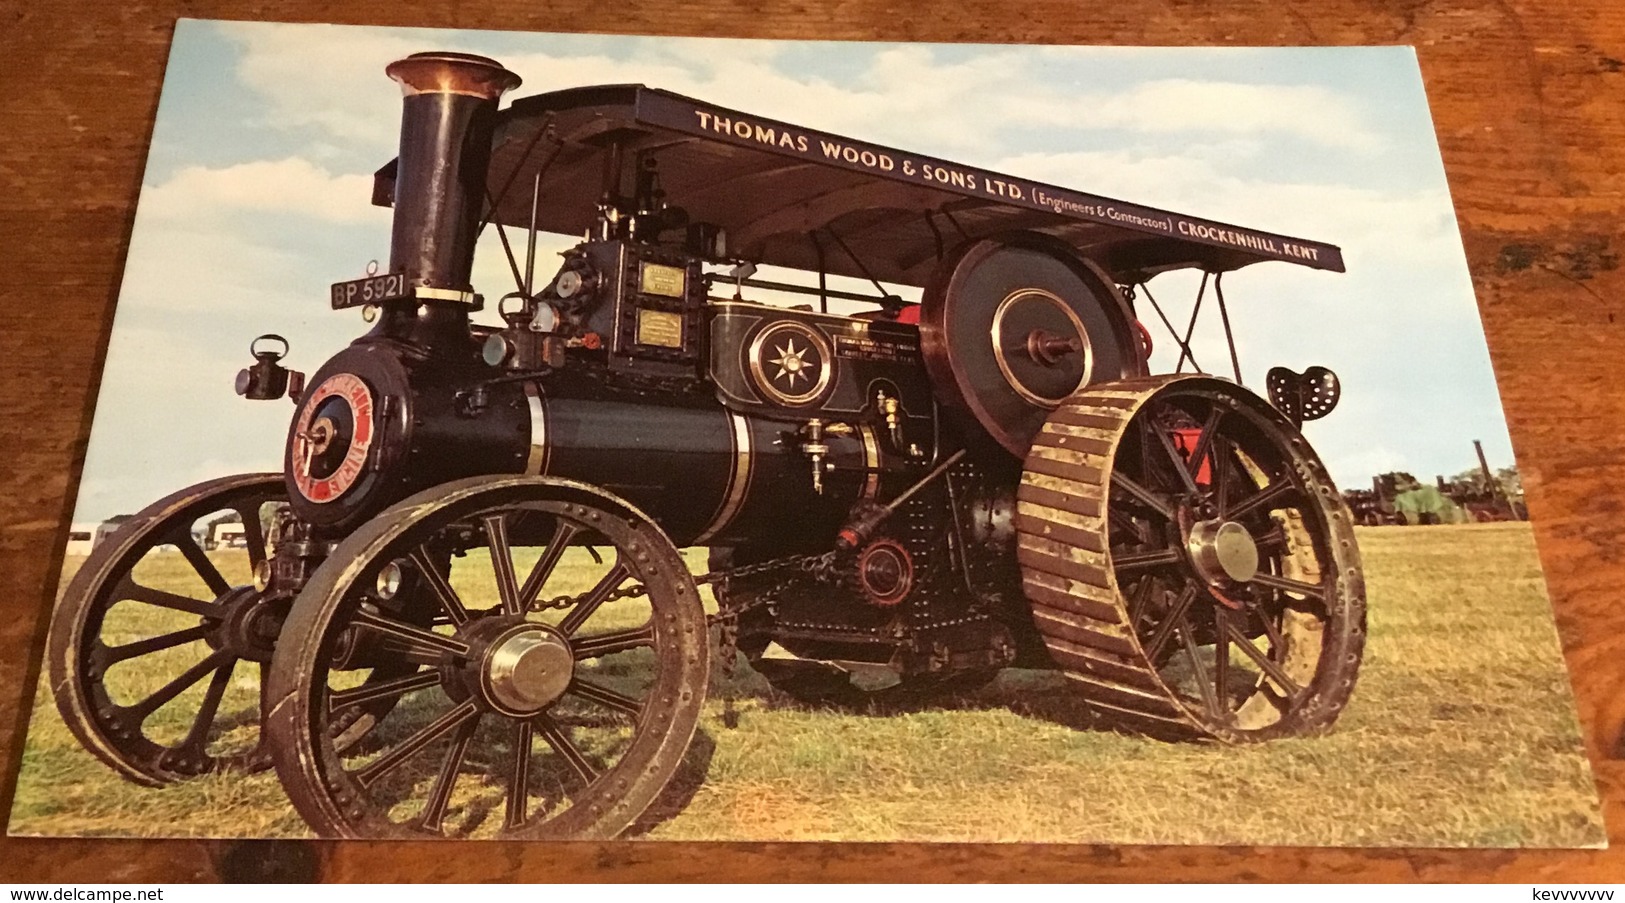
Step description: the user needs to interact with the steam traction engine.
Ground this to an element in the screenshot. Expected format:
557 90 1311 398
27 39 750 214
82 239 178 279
48 52 1366 838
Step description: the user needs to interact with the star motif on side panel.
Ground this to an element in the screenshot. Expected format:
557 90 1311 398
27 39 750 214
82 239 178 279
749 320 833 406
771 339 810 387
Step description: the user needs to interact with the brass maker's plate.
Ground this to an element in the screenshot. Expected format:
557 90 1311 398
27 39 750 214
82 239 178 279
637 309 685 348
640 262 687 298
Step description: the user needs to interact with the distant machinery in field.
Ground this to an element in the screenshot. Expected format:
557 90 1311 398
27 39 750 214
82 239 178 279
1343 440 1527 526
65 524 96 556
90 515 134 550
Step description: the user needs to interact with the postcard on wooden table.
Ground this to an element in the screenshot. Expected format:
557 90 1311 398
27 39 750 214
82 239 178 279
7 18 1604 846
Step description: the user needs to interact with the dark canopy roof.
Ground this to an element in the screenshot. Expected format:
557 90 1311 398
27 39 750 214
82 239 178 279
375 84 1345 287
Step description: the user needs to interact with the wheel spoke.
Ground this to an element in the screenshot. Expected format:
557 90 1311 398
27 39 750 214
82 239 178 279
557 560 631 636
101 624 213 664
1250 571 1326 601
1143 583 1198 662
123 649 233 720
1211 438 1235 517
1213 607 1231 713
483 514 522 616
120 579 221 619
1112 546 1181 573
175 534 231 597
1127 576 1157 628
1186 408 1223 482
1108 507 1145 540
408 548 469 627
1254 525 1287 551
352 608 471 659
568 677 644 716
1112 472 1175 521
352 698 479 789
504 721 534 830
236 505 269 569
1227 480 1296 521
536 712 599 785
1148 417 1201 496
572 623 656 660
417 715 479 833
1256 607 1287 651
517 520 584 611
180 657 235 751
1222 620 1304 699
1178 622 1220 718
327 669 442 714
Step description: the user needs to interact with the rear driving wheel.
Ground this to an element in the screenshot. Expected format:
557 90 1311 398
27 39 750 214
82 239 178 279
1015 375 1365 741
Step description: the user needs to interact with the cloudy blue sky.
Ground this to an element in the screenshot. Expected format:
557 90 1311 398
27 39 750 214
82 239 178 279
73 19 1509 523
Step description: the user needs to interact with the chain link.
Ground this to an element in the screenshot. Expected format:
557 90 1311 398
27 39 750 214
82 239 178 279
704 550 838 721
522 546 838 729
527 581 647 613
696 549 838 590
525 549 838 616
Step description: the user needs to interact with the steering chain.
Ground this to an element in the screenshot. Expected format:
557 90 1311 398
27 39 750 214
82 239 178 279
526 548 838 728
524 549 836 615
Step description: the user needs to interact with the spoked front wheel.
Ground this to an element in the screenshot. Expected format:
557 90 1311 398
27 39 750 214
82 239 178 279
265 476 709 839
47 473 285 785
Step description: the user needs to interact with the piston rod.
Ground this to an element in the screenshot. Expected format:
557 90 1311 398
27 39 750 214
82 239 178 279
836 448 968 548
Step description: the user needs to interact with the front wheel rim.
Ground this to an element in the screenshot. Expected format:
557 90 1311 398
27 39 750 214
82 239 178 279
267 479 709 839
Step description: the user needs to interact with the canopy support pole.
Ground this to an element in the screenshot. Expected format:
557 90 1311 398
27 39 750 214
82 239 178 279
1138 281 1202 374
477 113 556 235
823 225 902 315
925 211 945 261
1174 272 1209 374
1214 272 1243 385
808 230 828 314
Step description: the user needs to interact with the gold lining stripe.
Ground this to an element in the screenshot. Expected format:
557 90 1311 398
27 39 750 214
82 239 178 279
524 383 549 475
693 413 753 544
859 425 881 502
414 286 478 305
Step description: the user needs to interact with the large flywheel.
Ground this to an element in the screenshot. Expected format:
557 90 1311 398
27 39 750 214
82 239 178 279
1014 375 1365 741
921 234 1144 456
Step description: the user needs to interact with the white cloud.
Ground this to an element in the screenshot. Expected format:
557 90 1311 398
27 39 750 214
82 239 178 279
1068 80 1383 152
216 22 1384 163
140 157 379 224
222 23 424 142
114 156 389 316
995 148 1462 272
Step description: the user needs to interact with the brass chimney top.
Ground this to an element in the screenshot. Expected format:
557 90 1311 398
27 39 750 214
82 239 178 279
386 51 521 100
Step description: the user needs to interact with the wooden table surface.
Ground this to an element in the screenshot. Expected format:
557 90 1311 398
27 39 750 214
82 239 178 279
3 0 1623 882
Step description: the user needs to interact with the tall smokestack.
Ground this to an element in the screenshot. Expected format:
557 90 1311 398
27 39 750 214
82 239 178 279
383 51 521 349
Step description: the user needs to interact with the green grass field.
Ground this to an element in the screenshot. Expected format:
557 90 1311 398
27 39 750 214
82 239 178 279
7 523 1605 846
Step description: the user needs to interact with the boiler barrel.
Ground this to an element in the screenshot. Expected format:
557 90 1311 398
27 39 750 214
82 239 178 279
519 385 887 549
